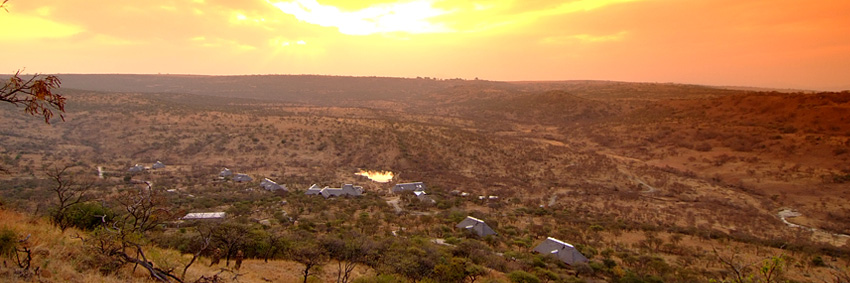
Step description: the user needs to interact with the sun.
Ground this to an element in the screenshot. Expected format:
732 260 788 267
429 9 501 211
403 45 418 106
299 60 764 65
266 0 452 35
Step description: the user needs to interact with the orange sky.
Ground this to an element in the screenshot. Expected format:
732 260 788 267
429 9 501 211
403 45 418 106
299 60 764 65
2 0 849 90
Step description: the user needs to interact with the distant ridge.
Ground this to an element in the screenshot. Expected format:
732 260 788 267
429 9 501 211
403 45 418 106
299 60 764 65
716 85 818 93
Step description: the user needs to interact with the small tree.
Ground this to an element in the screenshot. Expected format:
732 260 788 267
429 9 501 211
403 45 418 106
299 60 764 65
211 222 250 266
115 185 171 234
321 232 374 283
289 235 329 283
713 246 787 283
181 225 213 281
46 165 94 231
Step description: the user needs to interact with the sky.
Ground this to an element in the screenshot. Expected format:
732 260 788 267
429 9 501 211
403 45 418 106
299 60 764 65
1 0 849 90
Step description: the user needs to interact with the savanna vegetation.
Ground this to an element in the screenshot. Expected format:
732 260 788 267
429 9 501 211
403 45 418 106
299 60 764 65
1 75 849 282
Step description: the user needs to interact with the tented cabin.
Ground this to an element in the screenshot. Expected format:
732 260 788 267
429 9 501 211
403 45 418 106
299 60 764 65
260 178 286 191
152 161 166 169
305 184 323 195
455 216 497 237
233 173 253 182
220 168 233 177
181 212 226 220
306 184 363 198
128 164 145 173
413 191 435 203
392 182 426 193
321 184 363 198
533 237 588 265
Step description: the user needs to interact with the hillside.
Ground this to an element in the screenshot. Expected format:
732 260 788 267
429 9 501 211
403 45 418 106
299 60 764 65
1 76 850 282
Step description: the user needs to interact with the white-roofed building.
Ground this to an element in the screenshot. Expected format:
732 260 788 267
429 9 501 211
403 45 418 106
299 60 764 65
233 173 253 182
128 164 145 173
533 237 588 265
181 212 226 220
260 178 287 192
305 184 363 198
392 182 426 193
152 161 166 169
455 216 497 237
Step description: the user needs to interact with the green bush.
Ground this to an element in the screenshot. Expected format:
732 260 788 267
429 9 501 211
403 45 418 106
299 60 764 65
352 274 404 283
0 227 17 258
64 202 114 231
507 270 540 283
811 255 826 267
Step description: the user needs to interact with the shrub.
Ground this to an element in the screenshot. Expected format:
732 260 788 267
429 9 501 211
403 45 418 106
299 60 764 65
811 255 826 267
64 202 114 231
779 126 797 134
352 274 404 283
694 142 712 152
507 270 541 283
0 227 17 258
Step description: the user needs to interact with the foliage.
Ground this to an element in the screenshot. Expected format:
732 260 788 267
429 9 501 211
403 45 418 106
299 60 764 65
507 270 541 283
288 234 330 283
712 247 788 283
321 231 375 283
0 227 16 258
0 226 33 272
64 202 114 231
1 70 66 124
352 274 405 283
434 257 489 283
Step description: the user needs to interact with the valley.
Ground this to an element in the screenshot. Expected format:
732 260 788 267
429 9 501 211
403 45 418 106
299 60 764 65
1 75 849 282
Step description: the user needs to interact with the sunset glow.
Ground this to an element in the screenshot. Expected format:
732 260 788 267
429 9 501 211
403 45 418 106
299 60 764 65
1 0 849 90
356 170 395 183
267 0 451 35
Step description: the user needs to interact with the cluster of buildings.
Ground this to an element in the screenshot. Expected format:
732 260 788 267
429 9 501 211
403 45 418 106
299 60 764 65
455 216 587 265
305 184 363 198
219 168 255 183
390 182 435 202
127 161 166 173
177 168 585 266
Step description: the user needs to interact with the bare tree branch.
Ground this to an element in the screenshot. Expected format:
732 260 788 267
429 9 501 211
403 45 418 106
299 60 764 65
2 70 66 124
46 164 93 230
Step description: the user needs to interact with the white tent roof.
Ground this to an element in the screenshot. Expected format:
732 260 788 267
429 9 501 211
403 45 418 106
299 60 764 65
152 161 166 169
533 237 588 265
455 216 497 237
182 212 226 220
392 182 427 193
305 184 323 195
260 178 286 191
233 173 253 182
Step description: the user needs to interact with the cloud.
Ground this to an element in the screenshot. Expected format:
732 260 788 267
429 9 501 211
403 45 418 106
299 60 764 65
266 0 452 35
541 31 628 44
0 12 83 41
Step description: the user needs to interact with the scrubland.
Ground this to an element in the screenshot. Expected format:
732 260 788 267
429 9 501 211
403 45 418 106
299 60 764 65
1 76 849 282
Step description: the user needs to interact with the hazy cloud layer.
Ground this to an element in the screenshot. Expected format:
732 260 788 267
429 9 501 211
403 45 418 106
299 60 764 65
1 0 848 90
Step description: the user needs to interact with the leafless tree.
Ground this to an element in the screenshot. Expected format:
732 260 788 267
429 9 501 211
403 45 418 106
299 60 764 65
46 164 93 230
713 246 787 283
116 185 171 235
